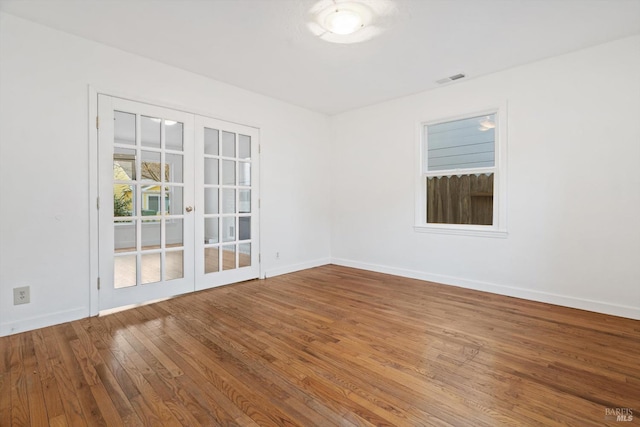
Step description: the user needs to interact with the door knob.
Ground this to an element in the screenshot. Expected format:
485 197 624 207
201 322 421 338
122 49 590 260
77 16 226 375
185 206 193 213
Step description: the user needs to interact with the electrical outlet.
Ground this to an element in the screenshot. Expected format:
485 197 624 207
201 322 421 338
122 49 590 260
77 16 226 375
13 286 30 305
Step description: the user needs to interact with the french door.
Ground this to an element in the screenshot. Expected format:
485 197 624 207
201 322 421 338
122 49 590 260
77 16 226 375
194 116 260 290
98 95 259 311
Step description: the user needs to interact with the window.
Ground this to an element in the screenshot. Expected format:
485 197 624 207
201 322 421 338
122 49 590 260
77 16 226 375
147 195 160 212
416 107 507 237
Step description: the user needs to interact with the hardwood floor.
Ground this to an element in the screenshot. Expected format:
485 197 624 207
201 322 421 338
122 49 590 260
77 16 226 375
1 265 639 426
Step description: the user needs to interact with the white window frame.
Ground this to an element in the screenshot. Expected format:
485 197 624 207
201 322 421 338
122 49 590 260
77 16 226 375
414 104 508 238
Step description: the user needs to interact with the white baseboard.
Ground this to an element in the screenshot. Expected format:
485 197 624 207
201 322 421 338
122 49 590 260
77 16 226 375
263 257 331 279
4 258 635 336
0 307 88 337
331 258 640 321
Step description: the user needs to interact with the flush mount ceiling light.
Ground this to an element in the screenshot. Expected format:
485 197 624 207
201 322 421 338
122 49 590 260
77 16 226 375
308 0 397 44
324 8 364 35
479 116 496 131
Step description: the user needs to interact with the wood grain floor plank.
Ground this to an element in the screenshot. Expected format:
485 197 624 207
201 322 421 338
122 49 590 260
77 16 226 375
150 322 279 425
53 324 109 427
47 414 68 427
32 328 69 427
22 332 49 426
108 311 214 427
0 347 11 427
41 328 87 427
9 334 31 426
83 318 141 406
199 286 491 425
208 301 448 424
131 303 259 426
2 265 639 426
94 314 184 427
155 312 317 426
197 289 481 426
144 326 247 426
164 296 345 427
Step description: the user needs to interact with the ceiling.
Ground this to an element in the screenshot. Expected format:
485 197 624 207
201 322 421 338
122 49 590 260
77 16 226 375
1 0 639 115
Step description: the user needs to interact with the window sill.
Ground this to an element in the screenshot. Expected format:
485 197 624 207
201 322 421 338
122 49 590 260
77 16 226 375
413 224 508 238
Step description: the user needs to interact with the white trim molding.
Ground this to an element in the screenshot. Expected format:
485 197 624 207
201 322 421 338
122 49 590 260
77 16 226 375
331 258 640 321
0 307 88 337
263 258 331 279
413 224 508 238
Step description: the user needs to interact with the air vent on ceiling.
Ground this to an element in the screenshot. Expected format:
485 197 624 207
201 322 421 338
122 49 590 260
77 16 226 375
436 73 466 85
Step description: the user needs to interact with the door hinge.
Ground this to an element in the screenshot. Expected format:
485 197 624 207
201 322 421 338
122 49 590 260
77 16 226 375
97 197 100 209
258 145 261 154
258 253 261 263
258 199 261 209
97 277 101 290
96 116 99 129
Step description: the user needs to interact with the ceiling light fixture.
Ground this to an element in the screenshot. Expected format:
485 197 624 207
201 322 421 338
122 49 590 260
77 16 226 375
479 117 496 131
308 0 397 44
324 8 364 35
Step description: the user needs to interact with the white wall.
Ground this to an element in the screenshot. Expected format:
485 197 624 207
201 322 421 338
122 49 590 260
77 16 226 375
1 13 638 337
330 35 640 319
0 13 332 335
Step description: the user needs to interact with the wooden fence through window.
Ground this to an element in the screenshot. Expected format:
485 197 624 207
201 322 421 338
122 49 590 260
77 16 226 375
426 173 494 225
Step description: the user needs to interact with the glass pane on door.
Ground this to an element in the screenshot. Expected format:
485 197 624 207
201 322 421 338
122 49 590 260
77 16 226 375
141 116 161 148
239 243 251 268
114 111 136 145
114 255 136 288
205 247 220 273
222 244 236 270
141 253 161 284
205 128 219 155
201 127 253 276
238 135 251 160
166 250 184 281
166 121 184 151
111 107 187 289
222 131 235 157
166 153 184 183
204 218 219 243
